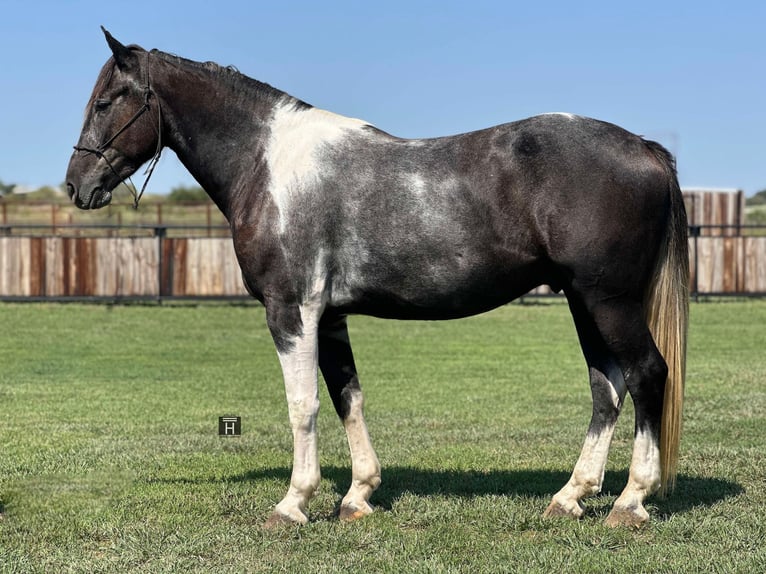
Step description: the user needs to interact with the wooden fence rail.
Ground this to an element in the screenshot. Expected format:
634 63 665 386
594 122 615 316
2 227 766 299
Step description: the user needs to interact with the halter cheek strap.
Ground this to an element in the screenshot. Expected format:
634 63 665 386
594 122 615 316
73 51 163 209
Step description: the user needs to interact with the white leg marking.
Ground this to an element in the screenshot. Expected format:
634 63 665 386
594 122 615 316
548 427 620 518
613 428 661 506
271 301 324 525
319 320 380 519
547 364 626 517
340 389 381 520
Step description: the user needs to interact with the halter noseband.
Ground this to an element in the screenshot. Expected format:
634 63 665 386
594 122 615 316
73 51 163 209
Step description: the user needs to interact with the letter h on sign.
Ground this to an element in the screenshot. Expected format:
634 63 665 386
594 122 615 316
219 416 241 437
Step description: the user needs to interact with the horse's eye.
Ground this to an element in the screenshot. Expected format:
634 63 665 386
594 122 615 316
95 99 112 112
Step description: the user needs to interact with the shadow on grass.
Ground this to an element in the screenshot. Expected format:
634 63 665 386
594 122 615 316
151 465 742 517
599 470 743 516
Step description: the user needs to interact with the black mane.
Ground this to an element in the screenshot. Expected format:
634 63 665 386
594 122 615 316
149 48 312 110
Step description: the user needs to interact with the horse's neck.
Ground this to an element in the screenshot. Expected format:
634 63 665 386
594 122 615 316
154 58 289 218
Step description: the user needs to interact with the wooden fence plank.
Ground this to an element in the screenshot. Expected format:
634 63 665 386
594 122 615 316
722 237 736 293
30 238 45 296
173 238 188 296
44 238 59 296
0 238 7 295
744 237 766 292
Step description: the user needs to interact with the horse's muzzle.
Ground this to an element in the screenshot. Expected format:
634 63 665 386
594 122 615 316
66 182 113 210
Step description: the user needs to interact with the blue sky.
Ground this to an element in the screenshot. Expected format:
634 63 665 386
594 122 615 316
1 0 764 196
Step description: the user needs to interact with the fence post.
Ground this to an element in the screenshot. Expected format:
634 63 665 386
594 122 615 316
156 225 167 304
690 225 701 302
1 201 7 236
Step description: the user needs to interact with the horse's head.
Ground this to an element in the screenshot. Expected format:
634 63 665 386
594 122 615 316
66 28 161 209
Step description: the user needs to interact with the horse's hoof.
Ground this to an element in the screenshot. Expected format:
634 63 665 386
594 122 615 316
339 502 374 522
604 505 649 529
263 511 304 529
543 500 584 520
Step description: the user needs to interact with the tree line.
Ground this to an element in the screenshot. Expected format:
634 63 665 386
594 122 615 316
0 180 209 203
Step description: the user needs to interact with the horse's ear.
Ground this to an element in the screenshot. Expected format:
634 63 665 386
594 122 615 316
102 26 137 70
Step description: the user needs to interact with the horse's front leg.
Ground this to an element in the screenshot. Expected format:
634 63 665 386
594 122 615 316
318 315 381 521
263 300 323 528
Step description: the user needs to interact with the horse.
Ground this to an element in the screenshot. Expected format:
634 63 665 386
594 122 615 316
66 28 689 529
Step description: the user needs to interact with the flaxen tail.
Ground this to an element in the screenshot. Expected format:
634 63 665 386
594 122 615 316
643 141 689 497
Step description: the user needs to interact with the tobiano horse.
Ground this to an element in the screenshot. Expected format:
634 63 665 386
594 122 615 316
66 29 689 528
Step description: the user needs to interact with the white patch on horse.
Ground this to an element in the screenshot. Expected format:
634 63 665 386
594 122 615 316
266 103 370 232
408 173 427 196
541 112 578 121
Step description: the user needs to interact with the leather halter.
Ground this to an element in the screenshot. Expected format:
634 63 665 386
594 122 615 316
73 51 162 209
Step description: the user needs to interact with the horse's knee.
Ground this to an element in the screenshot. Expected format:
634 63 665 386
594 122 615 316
288 397 320 433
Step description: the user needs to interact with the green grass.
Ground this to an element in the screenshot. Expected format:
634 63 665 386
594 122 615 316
1 300 765 573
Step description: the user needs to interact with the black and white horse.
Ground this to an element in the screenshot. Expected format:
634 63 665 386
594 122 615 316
66 29 689 528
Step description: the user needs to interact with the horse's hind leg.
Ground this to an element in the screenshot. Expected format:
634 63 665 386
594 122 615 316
596 300 667 528
555 291 667 527
545 293 627 519
318 315 381 521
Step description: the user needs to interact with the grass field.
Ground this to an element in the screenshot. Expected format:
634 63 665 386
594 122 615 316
0 300 764 573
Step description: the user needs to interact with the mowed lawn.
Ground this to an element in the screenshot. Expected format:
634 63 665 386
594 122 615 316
0 300 764 573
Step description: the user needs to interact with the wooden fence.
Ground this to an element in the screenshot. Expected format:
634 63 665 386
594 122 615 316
682 188 745 236
691 234 766 294
0 231 248 299
1 226 766 299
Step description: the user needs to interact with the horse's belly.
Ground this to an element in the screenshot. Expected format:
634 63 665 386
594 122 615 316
330 259 546 320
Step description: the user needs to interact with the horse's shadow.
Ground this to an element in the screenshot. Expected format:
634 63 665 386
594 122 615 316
223 466 742 517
